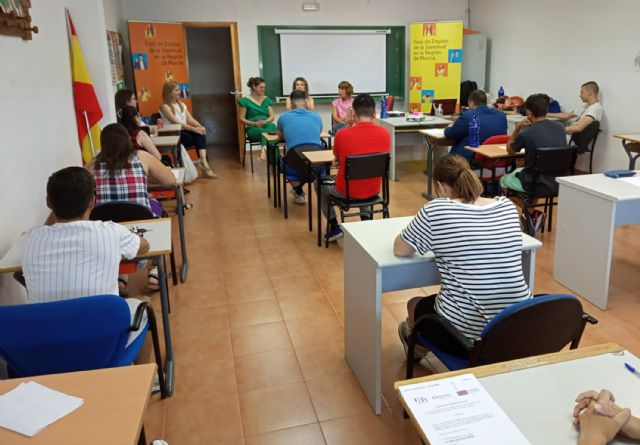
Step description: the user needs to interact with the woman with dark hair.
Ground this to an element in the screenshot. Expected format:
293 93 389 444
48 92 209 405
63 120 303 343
395 155 532 356
285 77 315 110
117 106 162 160
331 80 354 134
86 123 176 291
115 88 137 112
237 76 277 161
160 80 217 178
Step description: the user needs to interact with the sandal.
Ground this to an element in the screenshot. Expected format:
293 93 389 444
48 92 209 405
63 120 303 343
118 278 129 297
147 268 160 291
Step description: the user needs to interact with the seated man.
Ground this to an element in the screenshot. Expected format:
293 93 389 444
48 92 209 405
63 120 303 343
548 81 603 134
500 94 568 195
22 167 149 346
320 93 390 242
276 90 323 204
445 89 507 161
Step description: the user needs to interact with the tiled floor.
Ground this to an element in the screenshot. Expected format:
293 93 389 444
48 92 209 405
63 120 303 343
136 147 640 445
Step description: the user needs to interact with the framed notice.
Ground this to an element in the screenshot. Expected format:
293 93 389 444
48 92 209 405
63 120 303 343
107 31 125 90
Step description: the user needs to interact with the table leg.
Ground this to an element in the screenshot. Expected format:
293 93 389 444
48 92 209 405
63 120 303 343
316 179 322 247
421 137 435 200
157 255 174 396
344 231 383 414
267 146 272 200
622 140 640 170
176 186 188 283
553 184 616 310
521 249 536 293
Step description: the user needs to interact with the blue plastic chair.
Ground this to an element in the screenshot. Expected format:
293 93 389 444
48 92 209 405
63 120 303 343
0 295 166 397
406 294 598 377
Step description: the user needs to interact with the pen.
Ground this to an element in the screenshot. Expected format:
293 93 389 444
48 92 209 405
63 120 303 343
625 363 640 379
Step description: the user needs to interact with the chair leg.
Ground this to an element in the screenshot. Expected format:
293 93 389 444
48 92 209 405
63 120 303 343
283 172 288 219
162 256 171 314
169 249 178 287
250 143 254 174
242 141 246 168
548 198 554 232
267 149 271 199
308 181 313 232
146 306 167 399
589 150 594 174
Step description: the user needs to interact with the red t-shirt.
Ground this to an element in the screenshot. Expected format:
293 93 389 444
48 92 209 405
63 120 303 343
334 121 391 198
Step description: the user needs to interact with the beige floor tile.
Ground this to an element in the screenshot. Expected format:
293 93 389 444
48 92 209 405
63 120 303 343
235 348 303 393
307 374 373 421
245 423 326 445
228 299 283 328
231 321 292 357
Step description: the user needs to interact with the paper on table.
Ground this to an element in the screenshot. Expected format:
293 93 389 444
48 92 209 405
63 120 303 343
619 176 640 188
423 128 447 138
399 373 531 445
0 381 84 437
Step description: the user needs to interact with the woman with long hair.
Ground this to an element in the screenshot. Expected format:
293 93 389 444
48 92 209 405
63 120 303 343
86 123 176 291
117 106 162 160
159 81 217 178
395 154 532 357
285 77 315 110
237 76 277 161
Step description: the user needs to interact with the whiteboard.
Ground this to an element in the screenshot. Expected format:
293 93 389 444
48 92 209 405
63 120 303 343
279 31 387 96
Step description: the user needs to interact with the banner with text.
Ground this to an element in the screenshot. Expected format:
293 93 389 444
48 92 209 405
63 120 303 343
128 21 191 116
409 21 463 113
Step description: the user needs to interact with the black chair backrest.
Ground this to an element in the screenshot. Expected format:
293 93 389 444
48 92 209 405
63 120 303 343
470 296 587 366
90 201 154 223
344 152 390 200
522 145 576 197
284 145 323 183
569 120 600 154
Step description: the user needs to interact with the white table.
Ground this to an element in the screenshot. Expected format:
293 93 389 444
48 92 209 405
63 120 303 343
554 172 640 309
0 219 177 398
396 343 640 445
342 216 543 414
375 116 451 181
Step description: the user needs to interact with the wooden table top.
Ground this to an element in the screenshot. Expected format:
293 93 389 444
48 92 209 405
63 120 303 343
302 150 334 165
0 364 155 445
465 144 525 159
151 135 180 147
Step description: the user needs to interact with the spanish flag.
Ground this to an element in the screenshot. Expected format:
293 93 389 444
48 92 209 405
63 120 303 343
67 11 103 163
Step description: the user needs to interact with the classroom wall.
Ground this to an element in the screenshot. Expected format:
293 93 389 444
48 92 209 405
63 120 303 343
120 0 469 126
471 0 640 173
0 0 115 304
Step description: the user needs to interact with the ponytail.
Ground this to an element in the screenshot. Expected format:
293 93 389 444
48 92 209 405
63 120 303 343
434 155 483 203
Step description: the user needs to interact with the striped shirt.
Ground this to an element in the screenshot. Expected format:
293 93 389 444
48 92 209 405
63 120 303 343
22 221 140 301
401 196 532 339
94 154 151 210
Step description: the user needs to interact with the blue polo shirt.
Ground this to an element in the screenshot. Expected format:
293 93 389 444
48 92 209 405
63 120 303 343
277 109 323 150
444 105 508 160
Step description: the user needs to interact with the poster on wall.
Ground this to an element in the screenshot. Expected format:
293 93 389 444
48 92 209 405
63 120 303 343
409 21 463 113
127 21 191 116
106 31 125 90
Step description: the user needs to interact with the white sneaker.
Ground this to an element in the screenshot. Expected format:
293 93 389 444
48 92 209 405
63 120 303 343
289 189 307 204
151 440 169 445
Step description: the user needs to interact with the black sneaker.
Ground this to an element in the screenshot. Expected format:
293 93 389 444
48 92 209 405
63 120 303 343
326 225 343 242
521 211 536 237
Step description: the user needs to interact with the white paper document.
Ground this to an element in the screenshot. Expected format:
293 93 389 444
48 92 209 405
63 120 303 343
0 381 84 437
399 374 531 445
423 128 447 138
619 176 640 188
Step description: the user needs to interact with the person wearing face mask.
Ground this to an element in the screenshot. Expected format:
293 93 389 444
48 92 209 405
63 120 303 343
237 76 277 161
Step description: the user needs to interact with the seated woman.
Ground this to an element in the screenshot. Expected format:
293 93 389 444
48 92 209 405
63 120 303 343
331 80 354 134
285 77 315 111
115 88 137 112
394 154 533 355
159 81 217 179
86 123 177 291
237 77 277 161
117 106 162 160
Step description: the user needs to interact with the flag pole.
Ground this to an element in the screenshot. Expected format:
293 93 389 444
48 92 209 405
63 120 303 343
83 111 96 158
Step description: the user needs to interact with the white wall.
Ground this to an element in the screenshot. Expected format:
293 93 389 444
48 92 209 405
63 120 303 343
120 0 469 126
471 0 640 173
0 0 115 304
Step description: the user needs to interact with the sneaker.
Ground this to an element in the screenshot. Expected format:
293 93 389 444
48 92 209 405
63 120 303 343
151 440 169 445
520 211 535 237
151 372 161 394
326 225 343 242
398 321 426 361
530 210 546 233
289 188 307 204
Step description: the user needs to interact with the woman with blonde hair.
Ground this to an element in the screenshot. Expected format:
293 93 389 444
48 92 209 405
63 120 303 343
394 154 532 357
159 81 217 178
285 77 315 110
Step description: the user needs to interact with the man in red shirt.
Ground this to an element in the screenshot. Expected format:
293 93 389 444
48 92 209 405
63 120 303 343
320 93 391 241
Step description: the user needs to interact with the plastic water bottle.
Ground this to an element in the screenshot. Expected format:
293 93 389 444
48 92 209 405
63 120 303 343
469 113 480 148
380 96 388 119
498 86 505 99
435 104 443 118
157 118 164 129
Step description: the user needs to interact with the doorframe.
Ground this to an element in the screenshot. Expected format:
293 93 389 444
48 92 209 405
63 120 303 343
183 22 244 162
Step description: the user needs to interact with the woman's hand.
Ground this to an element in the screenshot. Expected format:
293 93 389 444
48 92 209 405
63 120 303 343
573 390 634 444
196 126 206 135
573 390 640 440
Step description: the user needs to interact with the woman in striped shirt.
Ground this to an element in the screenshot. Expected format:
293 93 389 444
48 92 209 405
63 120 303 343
395 154 532 354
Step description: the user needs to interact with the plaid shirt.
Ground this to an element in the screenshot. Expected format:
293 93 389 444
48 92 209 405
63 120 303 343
95 154 150 209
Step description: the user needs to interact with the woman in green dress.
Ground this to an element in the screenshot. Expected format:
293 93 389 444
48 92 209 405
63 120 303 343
238 77 277 161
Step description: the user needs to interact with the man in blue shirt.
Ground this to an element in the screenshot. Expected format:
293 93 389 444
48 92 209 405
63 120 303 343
277 90 323 204
445 90 507 161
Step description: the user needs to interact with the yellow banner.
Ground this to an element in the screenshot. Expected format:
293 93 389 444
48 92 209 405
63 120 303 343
409 21 463 113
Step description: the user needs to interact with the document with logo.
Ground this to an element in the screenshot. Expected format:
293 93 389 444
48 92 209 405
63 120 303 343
399 373 531 445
